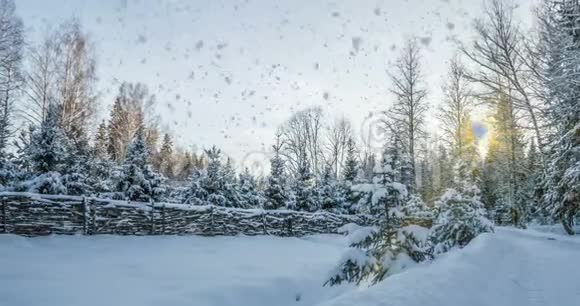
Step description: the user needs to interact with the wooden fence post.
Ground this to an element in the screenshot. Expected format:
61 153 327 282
90 199 96 235
82 197 87 235
209 206 214 233
161 204 166 235
262 211 267 235
149 200 155 235
287 216 293 236
1 198 6 234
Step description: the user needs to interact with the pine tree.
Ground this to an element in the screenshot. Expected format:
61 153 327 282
418 158 435 204
117 127 166 201
264 143 288 210
176 151 193 180
203 146 227 206
482 92 527 227
27 103 69 174
292 151 317 211
351 137 409 216
429 187 494 254
157 133 174 179
222 157 236 185
327 158 428 285
538 0 580 235
94 121 109 160
16 104 69 194
318 164 346 213
62 128 93 195
342 138 359 183
526 140 549 224
238 168 264 208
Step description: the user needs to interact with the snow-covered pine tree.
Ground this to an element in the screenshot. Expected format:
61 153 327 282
264 142 288 209
86 121 117 194
221 157 246 208
94 121 109 160
428 187 494 254
181 168 208 205
480 92 527 227
116 127 166 202
351 136 408 216
418 158 435 204
203 146 228 206
176 151 195 181
0 150 19 191
27 103 68 174
342 138 358 183
327 148 428 285
62 127 93 196
292 151 317 211
318 164 346 213
157 133 174 179
326 202 430 285
238 168 264 208
222 157 236 185
339 138 360 213
526 140 550 224
180 146 245 207
538 0 580 235
17 103 69 194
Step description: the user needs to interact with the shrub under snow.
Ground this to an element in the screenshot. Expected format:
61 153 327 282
428 188 494 255
326 213 430 286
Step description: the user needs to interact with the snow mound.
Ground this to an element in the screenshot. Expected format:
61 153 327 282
318 228 580 306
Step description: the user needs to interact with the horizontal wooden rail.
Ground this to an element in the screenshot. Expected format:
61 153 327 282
0 192 378 237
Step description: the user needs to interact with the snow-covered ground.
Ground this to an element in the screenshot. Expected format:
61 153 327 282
321 227 580 306
1 227 579 306
0 233 352 306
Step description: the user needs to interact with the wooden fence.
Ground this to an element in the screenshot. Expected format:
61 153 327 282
0 192 377 237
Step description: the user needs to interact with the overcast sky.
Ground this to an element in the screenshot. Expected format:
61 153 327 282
15 0 538 172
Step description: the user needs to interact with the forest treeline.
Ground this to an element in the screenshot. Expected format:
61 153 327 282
0 0 578 235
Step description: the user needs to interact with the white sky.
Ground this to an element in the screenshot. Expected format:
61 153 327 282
15 0 538 171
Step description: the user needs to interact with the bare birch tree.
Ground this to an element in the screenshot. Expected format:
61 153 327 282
461 0 546 156
438 56 474 159
325 116 352 179
0 0 23 154
387 38 428 189
280 107 325 177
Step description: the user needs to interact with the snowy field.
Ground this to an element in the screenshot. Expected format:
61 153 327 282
1 227 580 306
0 233 352 306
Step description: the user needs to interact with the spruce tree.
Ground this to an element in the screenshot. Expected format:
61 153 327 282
157 133 174 179
62 128 93 195
117 127 166 201
94 121 109 160
27 103 69 174
429 187 494 254
539 0 580 234
177 151 195 180
342 138 358 183
293 151 317 211
203 146 227 206
318 164 346 213
238 168 264 208
264 144 287 209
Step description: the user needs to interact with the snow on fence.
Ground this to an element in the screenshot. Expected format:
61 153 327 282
0 192 377 237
